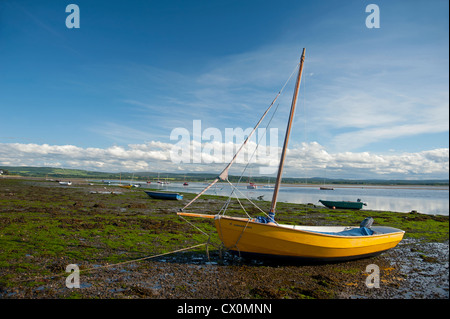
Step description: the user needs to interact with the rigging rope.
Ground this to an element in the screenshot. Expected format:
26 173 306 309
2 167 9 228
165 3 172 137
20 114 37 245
180 63 300 212
235 103 280 187
224 179 267 217
10 243 208 284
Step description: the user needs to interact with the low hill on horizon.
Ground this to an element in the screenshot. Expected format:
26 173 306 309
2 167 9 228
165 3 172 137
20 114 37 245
1 166 448 186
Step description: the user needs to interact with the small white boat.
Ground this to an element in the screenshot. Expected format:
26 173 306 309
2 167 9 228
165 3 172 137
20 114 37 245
59 181 72 186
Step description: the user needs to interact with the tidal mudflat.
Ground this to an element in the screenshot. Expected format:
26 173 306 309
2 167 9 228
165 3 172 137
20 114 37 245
0 177 448 299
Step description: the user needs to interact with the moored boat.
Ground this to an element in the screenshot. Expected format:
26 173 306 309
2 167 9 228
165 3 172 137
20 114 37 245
214 215 403 260
145 191 183 200
177 48 405 262
319 199 367 210
247 182 257 189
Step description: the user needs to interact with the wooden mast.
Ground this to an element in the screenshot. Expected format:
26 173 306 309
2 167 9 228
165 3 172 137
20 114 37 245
270 48 306 215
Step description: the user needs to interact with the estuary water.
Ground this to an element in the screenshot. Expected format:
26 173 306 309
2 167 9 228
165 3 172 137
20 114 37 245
141 182 449 216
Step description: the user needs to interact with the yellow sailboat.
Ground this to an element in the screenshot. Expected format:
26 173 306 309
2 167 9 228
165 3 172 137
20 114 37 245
178 48 405 261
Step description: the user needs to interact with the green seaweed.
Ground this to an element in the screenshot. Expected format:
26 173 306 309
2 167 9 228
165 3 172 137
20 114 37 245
0 178 448 296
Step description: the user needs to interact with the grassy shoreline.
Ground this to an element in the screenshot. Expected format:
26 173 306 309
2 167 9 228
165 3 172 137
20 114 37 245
1 166 448 186
0 177 448 299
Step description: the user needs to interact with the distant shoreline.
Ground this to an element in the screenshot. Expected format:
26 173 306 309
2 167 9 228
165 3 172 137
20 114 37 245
1 175 449 191
277 183 449 191
1 166 448 187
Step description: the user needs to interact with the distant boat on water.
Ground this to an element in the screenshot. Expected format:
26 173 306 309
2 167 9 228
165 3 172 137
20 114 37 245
320 186 334 190
319 199 367 210
59 181 72 186
263 178 274 189
247 182 257 189
144 191 183 200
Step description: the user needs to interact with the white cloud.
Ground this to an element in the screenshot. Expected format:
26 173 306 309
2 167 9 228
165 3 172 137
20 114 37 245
0 142 172 172
0 141 447 180
279 142 449 179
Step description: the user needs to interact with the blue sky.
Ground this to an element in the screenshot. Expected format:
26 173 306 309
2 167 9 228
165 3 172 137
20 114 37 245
0 0 448 179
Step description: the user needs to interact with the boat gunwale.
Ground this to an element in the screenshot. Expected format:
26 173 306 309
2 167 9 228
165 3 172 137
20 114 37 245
215 215 405 239
144 190 181 195
319 200 366 204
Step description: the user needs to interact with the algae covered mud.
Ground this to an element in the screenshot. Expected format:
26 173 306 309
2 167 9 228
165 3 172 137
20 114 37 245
0 177 448 299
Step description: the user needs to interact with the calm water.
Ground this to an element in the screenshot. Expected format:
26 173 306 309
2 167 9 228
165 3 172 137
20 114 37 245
137 181 449 216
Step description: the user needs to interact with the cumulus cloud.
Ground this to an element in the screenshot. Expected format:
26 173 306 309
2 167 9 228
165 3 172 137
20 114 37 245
0 141 447 180
286 143 449 179
0 142 172 172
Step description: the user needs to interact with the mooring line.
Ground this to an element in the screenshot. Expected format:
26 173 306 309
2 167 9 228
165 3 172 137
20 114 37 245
81 243 207 273
9 243 207 284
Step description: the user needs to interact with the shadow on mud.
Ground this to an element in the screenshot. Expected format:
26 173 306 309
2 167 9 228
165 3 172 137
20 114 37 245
150 250 358 267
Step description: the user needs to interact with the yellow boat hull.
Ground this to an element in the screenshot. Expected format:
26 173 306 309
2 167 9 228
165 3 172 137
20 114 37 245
214 216 404 261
